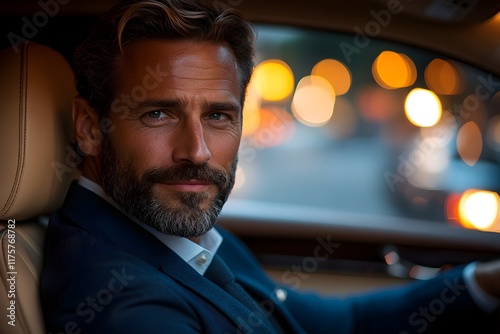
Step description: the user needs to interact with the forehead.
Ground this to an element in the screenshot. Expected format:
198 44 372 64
115 39 240 98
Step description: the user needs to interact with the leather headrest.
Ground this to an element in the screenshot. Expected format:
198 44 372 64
0 43 78 221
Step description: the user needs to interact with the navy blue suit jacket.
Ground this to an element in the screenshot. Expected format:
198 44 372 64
40 183 498 333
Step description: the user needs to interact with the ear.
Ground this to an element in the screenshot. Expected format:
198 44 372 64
73 96 102 156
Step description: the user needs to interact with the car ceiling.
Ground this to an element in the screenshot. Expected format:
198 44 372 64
2 0 500 75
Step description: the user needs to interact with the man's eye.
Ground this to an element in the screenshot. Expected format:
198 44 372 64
140 110 171 126
148 111 165 119
208 113 227 121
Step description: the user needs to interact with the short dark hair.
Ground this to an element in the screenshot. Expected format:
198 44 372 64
73 0 255 118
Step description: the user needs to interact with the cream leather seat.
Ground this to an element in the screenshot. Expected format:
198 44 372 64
0 42 77 334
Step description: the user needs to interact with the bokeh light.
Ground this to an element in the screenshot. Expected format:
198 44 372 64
458 190 500 230
425 58 462 95
252 59 295 101
372 51 417 89
400 53 417 86
404 88 442 127
292 75 336 127
456 121 483 166
312 59 352 95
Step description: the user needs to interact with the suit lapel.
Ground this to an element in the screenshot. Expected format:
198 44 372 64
215 231 305 333
61 182 273 333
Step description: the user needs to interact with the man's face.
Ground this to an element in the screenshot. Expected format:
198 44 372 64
99 39 242 238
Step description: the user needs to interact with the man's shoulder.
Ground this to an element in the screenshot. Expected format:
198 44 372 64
40 228 199 334
43 205 111 266
43 208 145 275
40 208 184 313
41 187 167 290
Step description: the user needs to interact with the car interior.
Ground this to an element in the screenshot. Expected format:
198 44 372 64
1 0 500 333
0 42 77 333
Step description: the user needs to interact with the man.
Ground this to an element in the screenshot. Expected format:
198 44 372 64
40 0 500 333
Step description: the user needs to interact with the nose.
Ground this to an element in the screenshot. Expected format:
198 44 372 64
172 118 211 165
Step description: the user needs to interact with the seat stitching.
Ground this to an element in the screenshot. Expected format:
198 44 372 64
0 44 28 216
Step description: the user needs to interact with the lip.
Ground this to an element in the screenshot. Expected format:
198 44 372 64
157 179 211 192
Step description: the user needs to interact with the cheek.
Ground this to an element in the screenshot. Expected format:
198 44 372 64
109 127 171 172
134 135 173 171
208 132 241 168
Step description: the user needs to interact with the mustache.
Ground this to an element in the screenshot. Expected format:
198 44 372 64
143 164 229 187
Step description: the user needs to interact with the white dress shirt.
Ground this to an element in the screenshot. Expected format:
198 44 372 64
78 176 499 312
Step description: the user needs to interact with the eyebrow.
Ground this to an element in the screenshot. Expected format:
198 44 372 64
134 99 184 111
134 99 241 113
204 101 241 113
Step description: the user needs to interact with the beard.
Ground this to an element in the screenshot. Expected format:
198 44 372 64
100 134 237 238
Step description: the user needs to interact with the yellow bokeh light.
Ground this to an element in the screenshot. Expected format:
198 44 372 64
312 59 352 95
425 59 462 95
458 190 500 230
373 51 416 89
252 59 294 101
457 121 483 166
404 88 442 127
292 76 336 127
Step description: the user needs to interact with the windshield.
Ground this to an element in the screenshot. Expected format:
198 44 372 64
229 24 500 234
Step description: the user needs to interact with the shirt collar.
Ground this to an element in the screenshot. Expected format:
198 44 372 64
78 176 222 275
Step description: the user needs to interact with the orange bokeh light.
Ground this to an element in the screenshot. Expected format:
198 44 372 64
447 190 500 232
456 121 483 166
425 58 462 95
372 51 416 89
312 59 352 95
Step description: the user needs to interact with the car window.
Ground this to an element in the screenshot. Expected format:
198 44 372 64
230 24 500 234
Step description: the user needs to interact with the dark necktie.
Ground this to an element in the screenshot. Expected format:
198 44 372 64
204 255 277 333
